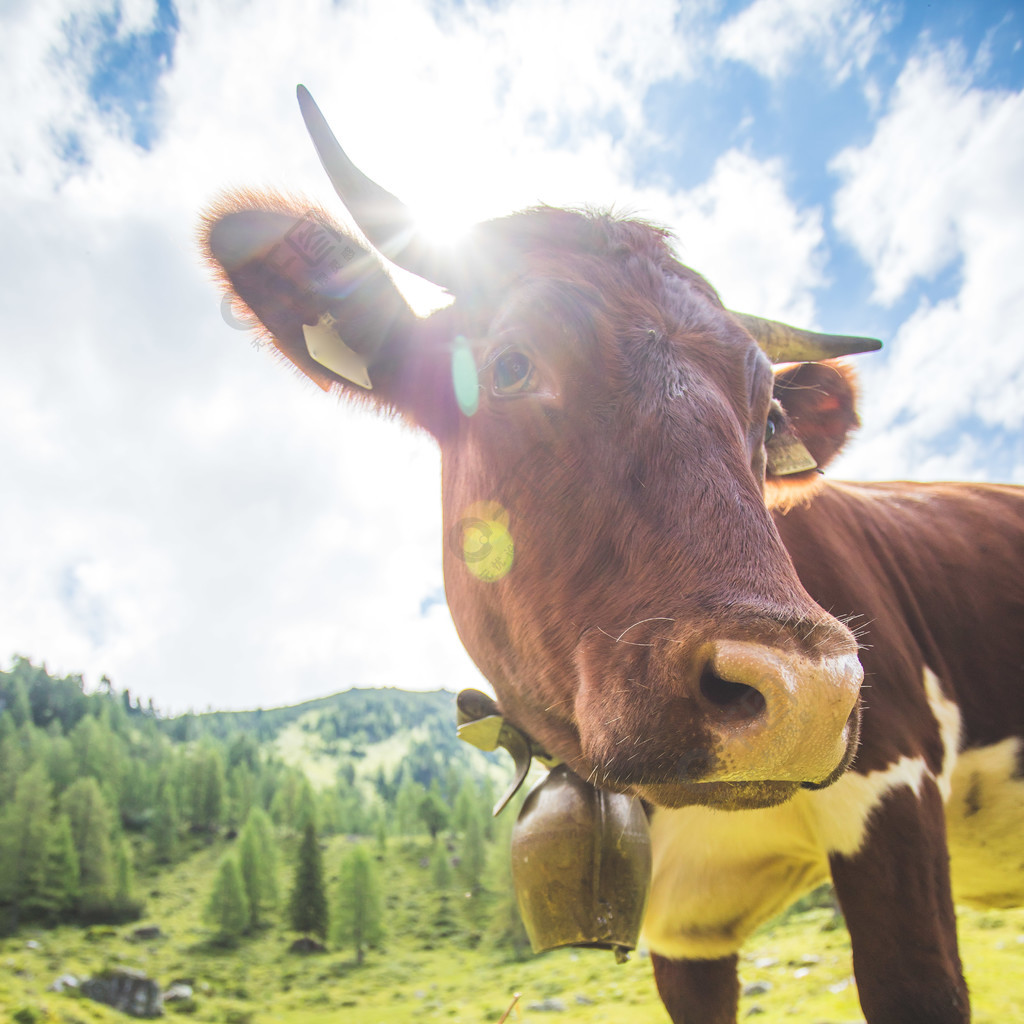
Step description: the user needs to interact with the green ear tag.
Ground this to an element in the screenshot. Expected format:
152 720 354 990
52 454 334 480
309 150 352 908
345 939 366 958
303 314 372 390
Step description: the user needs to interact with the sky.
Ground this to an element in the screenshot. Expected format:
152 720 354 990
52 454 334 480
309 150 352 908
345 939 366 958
1 0 1022 715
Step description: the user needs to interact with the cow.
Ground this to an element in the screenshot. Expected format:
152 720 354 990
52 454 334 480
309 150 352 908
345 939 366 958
202 87 1024 1024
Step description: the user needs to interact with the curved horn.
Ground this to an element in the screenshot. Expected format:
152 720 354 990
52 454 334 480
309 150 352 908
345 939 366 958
731 311 882 363
296 85 458 289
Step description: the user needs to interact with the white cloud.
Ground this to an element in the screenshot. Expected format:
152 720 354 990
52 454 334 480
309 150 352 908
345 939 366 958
716 0 892 83
1 0 725 711
830 45 1024 482
660 149 826 326
8 1 1007 716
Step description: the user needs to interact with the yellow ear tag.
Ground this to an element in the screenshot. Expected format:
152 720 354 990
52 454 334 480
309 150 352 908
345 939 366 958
302 314 372 390
766 437 818 476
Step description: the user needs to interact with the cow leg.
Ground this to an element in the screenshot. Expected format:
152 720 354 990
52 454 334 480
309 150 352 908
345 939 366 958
650 953 739 1024
829 782 968 1024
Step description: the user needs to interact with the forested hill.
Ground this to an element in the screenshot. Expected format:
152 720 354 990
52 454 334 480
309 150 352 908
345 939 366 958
0 657 502 935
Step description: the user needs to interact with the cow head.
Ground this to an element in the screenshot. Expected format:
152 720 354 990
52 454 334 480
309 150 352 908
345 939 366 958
203 88 878 812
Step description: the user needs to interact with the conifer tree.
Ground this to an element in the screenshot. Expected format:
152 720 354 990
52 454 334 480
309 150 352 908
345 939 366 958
452 777 478 834
430 836 453 889
60 776 115 917
205 854 249 945
293 775 318 834
150 774 180 864
114 834 135 907
458 807 487 894
227 761 256 828
288 822 328 939
0 763 53 919
394 775 426 836
40 812 80 920
188 745 226 833
418 786 449 839
238 806 278 929
332 845 384 964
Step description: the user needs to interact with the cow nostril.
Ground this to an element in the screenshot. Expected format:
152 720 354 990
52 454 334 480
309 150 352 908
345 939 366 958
699 665 767 724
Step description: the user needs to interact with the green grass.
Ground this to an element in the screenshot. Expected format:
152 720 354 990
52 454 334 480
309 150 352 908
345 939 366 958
3 836 1022 1024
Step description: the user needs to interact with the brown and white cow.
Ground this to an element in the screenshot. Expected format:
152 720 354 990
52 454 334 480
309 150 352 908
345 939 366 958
203 87 1024 1024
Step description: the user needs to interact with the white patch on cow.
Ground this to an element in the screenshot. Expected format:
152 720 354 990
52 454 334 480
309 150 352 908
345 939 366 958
808 752 929 855
774 666 960 858
644 798 830 960
924 666 963 802
946 737 1024 909
642 666 974 959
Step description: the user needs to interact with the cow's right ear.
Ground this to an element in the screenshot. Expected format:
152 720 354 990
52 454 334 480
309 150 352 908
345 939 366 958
201 192 455 435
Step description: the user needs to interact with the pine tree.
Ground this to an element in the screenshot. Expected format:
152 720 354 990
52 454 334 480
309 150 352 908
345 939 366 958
332 845 384 964
205 854 249 945
238 806 278 929
288 822 328 939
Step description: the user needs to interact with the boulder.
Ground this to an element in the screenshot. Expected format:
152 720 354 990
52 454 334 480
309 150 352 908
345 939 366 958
48 974 80 993
81 967 163 1018
288 936 327 954
163 983 194 1002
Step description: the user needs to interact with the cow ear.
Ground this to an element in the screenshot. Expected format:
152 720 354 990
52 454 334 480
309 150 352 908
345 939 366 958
765 360 860 508
201 192 454 434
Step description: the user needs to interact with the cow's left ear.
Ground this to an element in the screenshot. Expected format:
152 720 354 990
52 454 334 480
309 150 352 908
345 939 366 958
766 360 860 506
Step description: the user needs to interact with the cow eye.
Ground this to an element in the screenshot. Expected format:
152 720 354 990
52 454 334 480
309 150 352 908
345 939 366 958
493 349 535 395
765 403 782 445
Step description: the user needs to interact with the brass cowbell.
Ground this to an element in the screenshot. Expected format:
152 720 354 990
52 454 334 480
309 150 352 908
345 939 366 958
455 690 652 962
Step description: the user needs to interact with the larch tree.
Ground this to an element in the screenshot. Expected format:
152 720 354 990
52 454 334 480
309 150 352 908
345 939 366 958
238 806 278 929
332 845 384 965
60 776 115 918
205 854 249 945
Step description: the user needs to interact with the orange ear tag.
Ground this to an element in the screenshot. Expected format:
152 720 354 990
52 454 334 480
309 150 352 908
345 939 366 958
303 313 372 390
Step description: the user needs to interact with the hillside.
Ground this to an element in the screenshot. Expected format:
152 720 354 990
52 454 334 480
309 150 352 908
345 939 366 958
1 659 1022 1023
160 685 506 798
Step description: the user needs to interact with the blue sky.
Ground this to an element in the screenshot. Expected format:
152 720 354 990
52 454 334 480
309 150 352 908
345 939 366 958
1 0 1022 712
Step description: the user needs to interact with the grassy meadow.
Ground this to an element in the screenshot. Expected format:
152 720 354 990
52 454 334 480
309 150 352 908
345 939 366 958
3 832 1023 1024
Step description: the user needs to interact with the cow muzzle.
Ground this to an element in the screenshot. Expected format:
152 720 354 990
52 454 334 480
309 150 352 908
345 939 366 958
573 635 863 809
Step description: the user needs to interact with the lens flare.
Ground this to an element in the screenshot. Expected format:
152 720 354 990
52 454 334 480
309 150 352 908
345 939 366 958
451 335 479 417
455 501 514 581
